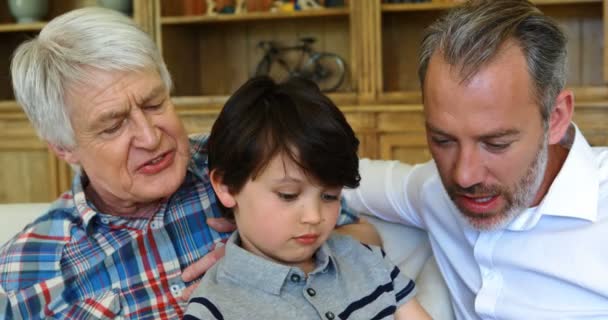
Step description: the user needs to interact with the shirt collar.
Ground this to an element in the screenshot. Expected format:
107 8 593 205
507 124 599 230
70 172 101 229
219 232 337 296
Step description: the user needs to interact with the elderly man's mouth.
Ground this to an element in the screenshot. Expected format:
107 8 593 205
138 151 175 174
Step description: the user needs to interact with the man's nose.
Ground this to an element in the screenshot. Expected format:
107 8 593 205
453 146 486 189
132 111 160 149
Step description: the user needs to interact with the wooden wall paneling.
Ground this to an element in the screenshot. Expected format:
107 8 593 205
560 16 582 85
376 107 426 133
381 11 442 93
343 110 378 158
0 2 11 23
349 1 359 93
133 0 157 38
0 150 55 203
380 133 430 163
198 25 230 95
162 25 201 96
581 16 603 86
604 0 608 83
372 0 383 100
573 104 608 146
178 111 220 135
48 0 96 18
0 108 57 202
219 23 249 94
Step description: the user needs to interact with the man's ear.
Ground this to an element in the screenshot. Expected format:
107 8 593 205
48 143 80 165
548 89 574 145
210 169 237 208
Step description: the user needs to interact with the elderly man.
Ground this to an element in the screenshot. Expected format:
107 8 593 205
0 8 373 319
345 0 608 319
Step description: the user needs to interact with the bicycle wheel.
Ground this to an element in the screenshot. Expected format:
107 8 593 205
254 57 291 84
301 53 345 92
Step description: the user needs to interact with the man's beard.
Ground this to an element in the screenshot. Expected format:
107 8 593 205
447 134 548 230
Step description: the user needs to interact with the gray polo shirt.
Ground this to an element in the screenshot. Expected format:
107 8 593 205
185 232 416 319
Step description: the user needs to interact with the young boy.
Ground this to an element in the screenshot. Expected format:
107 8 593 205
185 76 431 319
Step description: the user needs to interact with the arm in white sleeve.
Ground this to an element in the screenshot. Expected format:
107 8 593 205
344 158 425 228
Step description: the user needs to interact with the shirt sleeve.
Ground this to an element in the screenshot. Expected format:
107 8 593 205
184 296 225 320
343 158 427 228
379 245 417 307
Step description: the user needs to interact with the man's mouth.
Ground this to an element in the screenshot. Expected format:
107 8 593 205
138 151 175 174
455 194 501 215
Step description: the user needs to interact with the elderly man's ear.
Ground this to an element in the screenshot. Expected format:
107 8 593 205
548 89 574 145
48 143 80 165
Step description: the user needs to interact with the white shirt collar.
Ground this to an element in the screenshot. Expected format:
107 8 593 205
507 124 599 231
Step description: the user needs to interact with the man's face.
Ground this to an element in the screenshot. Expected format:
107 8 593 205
62 69 190 209
423 43 549 230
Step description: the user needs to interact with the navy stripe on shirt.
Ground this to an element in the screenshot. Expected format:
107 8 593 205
396 280 416 302
338 281 395 319
370 305 397 320
187 297 224 320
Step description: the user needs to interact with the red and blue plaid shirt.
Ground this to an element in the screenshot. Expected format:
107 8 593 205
0 135 360 319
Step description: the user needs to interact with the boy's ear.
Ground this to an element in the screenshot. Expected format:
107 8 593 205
48 143 80 165
210 169 237 208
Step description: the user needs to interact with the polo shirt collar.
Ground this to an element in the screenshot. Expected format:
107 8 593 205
507 124 598 231
219 232 337 296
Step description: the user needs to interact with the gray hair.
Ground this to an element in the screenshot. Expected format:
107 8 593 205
11 7 172 148
418 0 567 125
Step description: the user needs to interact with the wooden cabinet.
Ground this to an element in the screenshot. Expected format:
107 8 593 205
1 0 607 202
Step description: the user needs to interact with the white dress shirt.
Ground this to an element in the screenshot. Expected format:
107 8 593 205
345 125 608 319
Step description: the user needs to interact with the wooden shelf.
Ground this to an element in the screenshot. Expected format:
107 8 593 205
381 0 601 12
0 22 45 33
161 8 349 25
172 91 358 109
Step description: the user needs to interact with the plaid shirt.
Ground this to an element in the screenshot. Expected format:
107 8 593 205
0 135 359 319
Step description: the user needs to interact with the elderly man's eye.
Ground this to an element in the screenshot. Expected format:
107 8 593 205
102 119 126 134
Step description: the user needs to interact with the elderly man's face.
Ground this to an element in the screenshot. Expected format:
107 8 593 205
62 69 190 207
422 42 549 230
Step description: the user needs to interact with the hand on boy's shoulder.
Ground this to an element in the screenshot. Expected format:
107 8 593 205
180 218 236 301
334 217 382 247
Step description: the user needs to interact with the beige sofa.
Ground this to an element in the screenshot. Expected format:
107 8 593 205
0 203 454 319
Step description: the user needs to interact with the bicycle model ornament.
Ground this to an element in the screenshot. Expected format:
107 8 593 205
254 37 346 92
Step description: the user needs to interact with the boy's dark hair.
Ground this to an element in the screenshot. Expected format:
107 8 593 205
207 76 360 219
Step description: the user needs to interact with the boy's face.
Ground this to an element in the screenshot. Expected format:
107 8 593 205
214 153 342 273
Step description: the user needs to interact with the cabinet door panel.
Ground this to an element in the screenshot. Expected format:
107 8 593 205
379 133 431 164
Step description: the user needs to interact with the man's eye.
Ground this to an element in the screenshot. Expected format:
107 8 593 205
485 142 511 151
277 192 297 201
143 104 163 111
430 136 452 146
102 119 126 135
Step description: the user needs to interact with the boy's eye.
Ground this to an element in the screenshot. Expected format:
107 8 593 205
277 192 298 201
321 193 340 201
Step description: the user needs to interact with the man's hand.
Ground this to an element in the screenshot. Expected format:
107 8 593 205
180 217 236 301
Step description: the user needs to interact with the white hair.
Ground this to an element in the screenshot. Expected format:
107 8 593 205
11 7 172 148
